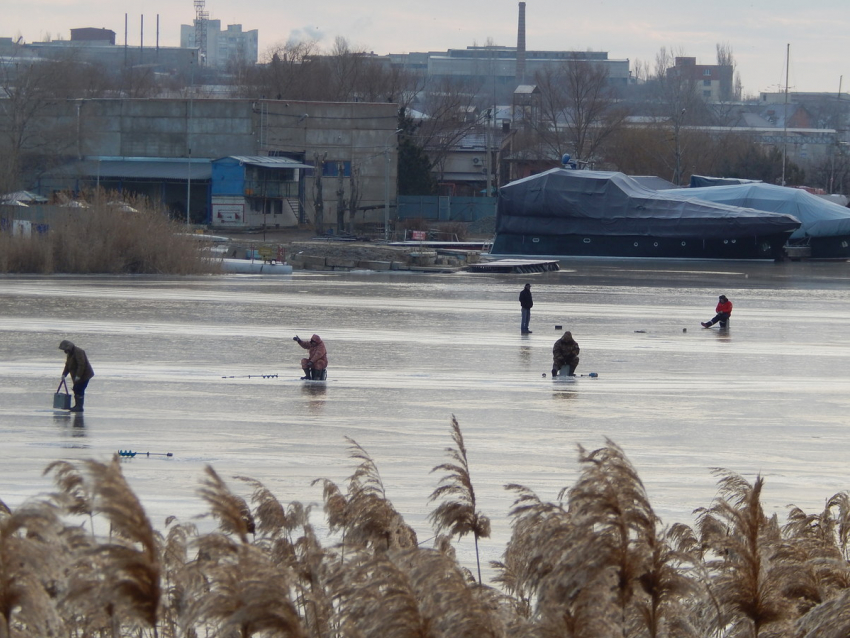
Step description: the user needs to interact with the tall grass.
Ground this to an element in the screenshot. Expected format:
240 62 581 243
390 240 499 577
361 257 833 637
0 191 218 275
5 420 850 636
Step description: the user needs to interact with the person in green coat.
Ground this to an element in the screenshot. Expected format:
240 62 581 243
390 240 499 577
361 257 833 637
552 331 580 377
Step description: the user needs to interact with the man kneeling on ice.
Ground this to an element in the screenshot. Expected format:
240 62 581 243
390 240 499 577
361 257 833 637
293 334 328 380
552 331 580 377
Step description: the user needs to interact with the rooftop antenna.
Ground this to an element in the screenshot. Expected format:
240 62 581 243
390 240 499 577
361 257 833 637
194 0 208 65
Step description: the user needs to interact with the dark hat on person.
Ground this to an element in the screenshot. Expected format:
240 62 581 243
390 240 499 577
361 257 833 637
719 295 728 301
58 340 74 352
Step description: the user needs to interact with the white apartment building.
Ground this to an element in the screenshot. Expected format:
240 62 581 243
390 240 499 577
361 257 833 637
180 20 258 67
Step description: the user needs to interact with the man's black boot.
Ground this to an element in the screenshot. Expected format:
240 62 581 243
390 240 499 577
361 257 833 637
70 395 84 412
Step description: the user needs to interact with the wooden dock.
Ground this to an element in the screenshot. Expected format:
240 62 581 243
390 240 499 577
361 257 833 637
465 258 560 273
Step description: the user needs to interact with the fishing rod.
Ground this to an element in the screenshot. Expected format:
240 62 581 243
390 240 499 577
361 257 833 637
221 374 279 379
118 450 173 458
543 372 599 378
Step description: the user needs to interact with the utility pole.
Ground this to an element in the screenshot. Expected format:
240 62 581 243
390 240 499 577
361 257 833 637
336 161 346 234
383 128 402 241
782 43 790 186
485 109 492 197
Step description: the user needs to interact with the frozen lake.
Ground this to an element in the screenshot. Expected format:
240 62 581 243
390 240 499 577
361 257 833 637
2 259 850 581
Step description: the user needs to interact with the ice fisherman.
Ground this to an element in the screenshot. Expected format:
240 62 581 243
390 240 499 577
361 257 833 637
552 331 580 377
519 283 533 334
294 334 328 380
59 340 95 412
701 295 733 328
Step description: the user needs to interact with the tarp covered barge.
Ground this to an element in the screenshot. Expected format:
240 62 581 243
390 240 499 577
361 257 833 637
681 183 850 260
491 169 801 259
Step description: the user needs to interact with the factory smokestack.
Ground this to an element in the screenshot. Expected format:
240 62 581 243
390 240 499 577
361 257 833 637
516 2 526 85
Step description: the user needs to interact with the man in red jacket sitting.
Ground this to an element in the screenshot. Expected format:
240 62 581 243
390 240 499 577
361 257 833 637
701 295 732 328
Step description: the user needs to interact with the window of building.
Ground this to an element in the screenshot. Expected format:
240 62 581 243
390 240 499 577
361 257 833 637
703 69 712 76
321 161 352 178
704 79 712 86
703 90 712 97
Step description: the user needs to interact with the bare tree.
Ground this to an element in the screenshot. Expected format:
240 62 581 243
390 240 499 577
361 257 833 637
716 42 741 102
312 152 327 234
650 47 705 185
0 52 79 190
235 40 319 100
414 75 484 181
534 59 628 165
348 163 362 234
335 160 346 234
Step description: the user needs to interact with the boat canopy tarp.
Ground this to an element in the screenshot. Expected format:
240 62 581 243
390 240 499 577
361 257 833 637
496 169 800 239
689 175 762 187
680 183 850 240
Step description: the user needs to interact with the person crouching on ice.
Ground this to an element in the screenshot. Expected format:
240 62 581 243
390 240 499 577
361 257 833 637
552 331 580 377
702 295 733 328
294 334 328 380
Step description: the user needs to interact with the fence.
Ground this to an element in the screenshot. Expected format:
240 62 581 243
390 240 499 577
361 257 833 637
397 196 496 222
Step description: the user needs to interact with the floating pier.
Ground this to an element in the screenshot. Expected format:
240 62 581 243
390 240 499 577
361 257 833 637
465 258 560 274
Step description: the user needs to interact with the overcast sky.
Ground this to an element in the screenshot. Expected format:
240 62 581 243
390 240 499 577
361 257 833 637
6 0 850 97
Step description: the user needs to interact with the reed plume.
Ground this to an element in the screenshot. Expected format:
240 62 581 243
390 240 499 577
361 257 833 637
0 499 66 638
428 415 491 583
321 437 417 553
198 465 256 543
76 455 162 634
694 470 787 637
185 535 306 638
237 476 293 540
330 546 503 638
43 460 93 520
159 518 200 638
237 477 334 636
793 588 850 637
502 482 620 637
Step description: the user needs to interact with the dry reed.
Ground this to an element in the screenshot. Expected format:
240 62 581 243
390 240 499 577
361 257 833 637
428 414 491 583
4 421 850 637
0 190 218 274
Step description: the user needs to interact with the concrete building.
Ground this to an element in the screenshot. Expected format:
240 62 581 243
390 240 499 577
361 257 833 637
26 98 399 230
0 34 196 77
668 57 734 102
211 156 310 228
70 28 116 44
179 20 258 68
389 47 630 104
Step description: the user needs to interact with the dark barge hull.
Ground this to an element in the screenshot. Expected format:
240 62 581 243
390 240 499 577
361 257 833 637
491 232 794 260
788 236 850 260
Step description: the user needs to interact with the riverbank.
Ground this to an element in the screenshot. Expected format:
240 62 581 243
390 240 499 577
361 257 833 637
213 225 492 271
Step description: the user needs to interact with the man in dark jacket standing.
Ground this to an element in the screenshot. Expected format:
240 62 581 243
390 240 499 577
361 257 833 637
59 340 95 412
519 283 533 334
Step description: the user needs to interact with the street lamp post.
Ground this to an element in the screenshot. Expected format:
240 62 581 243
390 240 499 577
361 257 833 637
384 128 403 241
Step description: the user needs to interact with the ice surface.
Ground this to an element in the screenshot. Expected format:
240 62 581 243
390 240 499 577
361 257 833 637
2 259 850 581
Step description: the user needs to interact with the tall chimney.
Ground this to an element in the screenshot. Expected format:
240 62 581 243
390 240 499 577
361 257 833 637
516 2 526 85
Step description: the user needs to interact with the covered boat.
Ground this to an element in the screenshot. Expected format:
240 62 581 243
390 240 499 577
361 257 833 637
680 182 850 260
491 169 800 260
